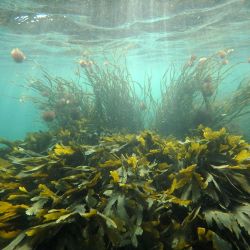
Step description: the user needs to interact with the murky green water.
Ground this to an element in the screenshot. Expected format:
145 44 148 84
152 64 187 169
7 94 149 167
0 0 250 140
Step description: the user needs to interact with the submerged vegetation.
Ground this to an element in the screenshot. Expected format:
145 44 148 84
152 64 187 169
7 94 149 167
0 127 250 249
25 51 250 139
0 51 250 249
81 59 148 132
155 52 250 138
28 58 152 135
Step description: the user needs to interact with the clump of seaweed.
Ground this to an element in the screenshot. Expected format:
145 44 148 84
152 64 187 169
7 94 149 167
155 53 250 138
80 58 151 133
26 52 250 140
0 127 249 250
2 52 250 249
27 59 152 137
28 69 94 131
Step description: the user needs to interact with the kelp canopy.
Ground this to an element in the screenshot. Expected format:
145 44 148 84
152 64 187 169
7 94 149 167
0 126 250 250
0 52 250 250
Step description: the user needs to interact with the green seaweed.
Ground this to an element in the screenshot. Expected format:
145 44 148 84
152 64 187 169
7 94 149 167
27 59 153 135
155 54 250 138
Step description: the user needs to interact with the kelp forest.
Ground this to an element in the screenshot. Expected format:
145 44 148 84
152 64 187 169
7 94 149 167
0 51 250 250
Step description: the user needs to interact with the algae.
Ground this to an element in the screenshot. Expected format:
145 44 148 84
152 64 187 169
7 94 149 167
0 127 249 250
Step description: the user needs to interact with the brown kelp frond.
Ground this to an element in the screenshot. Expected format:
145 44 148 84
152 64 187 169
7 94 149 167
0 128 249 250
155 54 250 138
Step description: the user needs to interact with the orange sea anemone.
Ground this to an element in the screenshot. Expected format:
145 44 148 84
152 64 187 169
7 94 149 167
139 101 147 111
217 50 227 59
201 76 214 97
11 48 26 63
221 59 229 65
42 111 56 122
226 48 234 54
79 59 93 68
198 57 207 65
190 54 197 62
187 54 197 67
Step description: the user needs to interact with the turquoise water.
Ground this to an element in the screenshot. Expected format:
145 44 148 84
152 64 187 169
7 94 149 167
0 0 250 140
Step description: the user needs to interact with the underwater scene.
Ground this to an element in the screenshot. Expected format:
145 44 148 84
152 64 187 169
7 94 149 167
0 0 250 249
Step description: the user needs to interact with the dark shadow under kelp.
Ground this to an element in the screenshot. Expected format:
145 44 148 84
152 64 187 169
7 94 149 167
0 127 249 250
